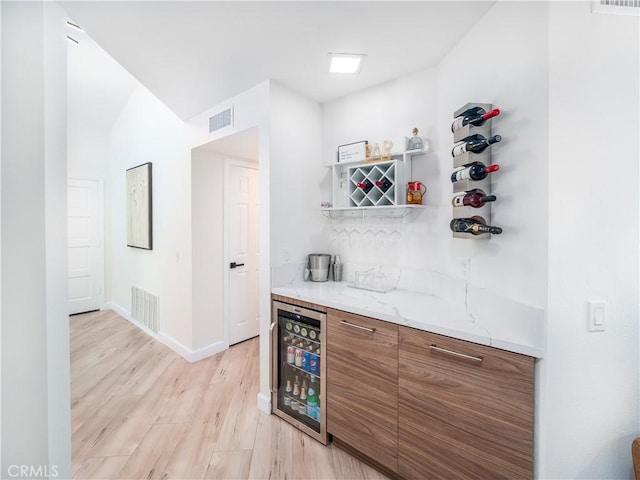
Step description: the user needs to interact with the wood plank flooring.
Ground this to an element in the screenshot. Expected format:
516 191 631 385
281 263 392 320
71 309 389 479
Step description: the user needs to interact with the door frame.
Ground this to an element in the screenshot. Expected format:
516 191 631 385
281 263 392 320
67 175 105 313
223 158 259 347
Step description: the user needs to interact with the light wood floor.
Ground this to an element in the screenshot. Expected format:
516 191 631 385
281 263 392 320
71 309 389 480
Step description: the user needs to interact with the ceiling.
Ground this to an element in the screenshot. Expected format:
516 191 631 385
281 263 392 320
62 1 495 122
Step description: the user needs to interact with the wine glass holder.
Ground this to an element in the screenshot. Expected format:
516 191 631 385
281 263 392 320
451 102 497 239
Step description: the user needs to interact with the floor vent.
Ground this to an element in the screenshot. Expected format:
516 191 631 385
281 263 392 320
209 105 233 133
131 286 159 333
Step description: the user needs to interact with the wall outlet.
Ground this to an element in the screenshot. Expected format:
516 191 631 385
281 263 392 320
587 300 606 332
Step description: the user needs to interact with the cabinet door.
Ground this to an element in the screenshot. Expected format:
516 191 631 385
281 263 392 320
398 328 534 480
326 309 398 472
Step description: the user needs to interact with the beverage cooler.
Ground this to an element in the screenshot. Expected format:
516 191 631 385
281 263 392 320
271 300 327 444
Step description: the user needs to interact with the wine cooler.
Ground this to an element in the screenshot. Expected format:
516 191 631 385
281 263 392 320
271 300 327 444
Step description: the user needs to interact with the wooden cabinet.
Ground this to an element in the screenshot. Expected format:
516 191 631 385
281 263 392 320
326 308 399 474
398 327 534 480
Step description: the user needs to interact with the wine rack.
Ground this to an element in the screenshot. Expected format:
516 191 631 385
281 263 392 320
348 160 401 207
451 102 498 239
323 148 426 219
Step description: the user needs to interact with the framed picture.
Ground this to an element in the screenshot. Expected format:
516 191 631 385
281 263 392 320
337 140 367 164
126 162 153 250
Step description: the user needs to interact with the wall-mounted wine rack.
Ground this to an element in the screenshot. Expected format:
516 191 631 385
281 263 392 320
451 102 499 239
347 160 402 207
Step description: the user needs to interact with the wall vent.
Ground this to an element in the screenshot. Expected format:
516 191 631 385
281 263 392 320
131 286 159 333
209 105 233 133
593 0 640 15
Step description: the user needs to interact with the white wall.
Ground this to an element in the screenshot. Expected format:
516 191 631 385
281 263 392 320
189 82 269 360
435 1 549 308
322 1 549 310
269 83 325 268
1 1 71 477
265 82 323 400
67 120 110 179
108 85 193 348
191 149 226 350
544 2 640 479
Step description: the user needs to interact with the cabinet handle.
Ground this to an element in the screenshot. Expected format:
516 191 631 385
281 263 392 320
339 320 376 333
270 322 277 393
429 344 483 363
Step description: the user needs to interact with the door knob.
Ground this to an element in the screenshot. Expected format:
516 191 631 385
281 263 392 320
230 262 245 269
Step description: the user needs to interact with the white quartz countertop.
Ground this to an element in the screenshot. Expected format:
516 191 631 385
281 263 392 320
272 281 544 358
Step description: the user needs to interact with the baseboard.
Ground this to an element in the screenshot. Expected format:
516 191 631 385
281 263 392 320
102 302 228 363
156 332 227 363
190 340 228 362
257 391 272 414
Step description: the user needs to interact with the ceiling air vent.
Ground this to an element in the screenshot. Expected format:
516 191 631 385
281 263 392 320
593 0 640 15
209 105 233 133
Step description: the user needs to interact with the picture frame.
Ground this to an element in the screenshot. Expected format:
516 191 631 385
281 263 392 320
337 140 367 164
126 162 153 250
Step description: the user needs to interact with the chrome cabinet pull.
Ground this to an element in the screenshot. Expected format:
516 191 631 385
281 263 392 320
430 344 483 363
269 322 277 392
339 320 375 333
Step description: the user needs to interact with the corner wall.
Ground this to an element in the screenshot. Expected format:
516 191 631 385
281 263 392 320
1 1 71 476
544 2 640 478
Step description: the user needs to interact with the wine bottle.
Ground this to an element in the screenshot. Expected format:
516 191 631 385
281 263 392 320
451 189 497 208
451 162 499 182
451 108 501 132
450 216 502 235
356 179 373 193
451 134 502 157
375 177 392 192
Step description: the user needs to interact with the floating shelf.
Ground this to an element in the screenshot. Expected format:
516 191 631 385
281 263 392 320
325 147 428 220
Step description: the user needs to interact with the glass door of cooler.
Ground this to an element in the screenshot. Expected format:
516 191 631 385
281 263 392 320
271 301 327 445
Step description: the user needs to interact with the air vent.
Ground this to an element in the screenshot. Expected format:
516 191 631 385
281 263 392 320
593 0 640 14
209 106 233 133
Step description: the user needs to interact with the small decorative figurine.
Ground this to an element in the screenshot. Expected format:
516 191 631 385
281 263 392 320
406 128 424 151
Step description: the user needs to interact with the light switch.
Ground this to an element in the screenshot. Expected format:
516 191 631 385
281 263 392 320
587 300 606 332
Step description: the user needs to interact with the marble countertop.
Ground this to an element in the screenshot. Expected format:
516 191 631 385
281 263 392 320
272 281 544 358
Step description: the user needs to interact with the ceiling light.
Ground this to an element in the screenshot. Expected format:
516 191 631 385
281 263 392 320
66 20 83 32
328 53 366 74
67 36 79 45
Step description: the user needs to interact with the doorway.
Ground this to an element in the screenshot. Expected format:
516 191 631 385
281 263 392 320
225 160 260 345
191 127 260 351
67 177 104 315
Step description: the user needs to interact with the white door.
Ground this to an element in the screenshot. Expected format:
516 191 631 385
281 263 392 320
68 178 103 315
227 162 260 345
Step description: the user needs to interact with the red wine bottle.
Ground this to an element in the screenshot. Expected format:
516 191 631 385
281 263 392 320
356 179 373 193
375 177 392 192
451 108 500 132
451 189 497 208
451 134 502 157
450 216 502 235
451 162 499 182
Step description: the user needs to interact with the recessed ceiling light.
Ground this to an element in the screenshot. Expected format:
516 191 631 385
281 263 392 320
328 53 366 74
